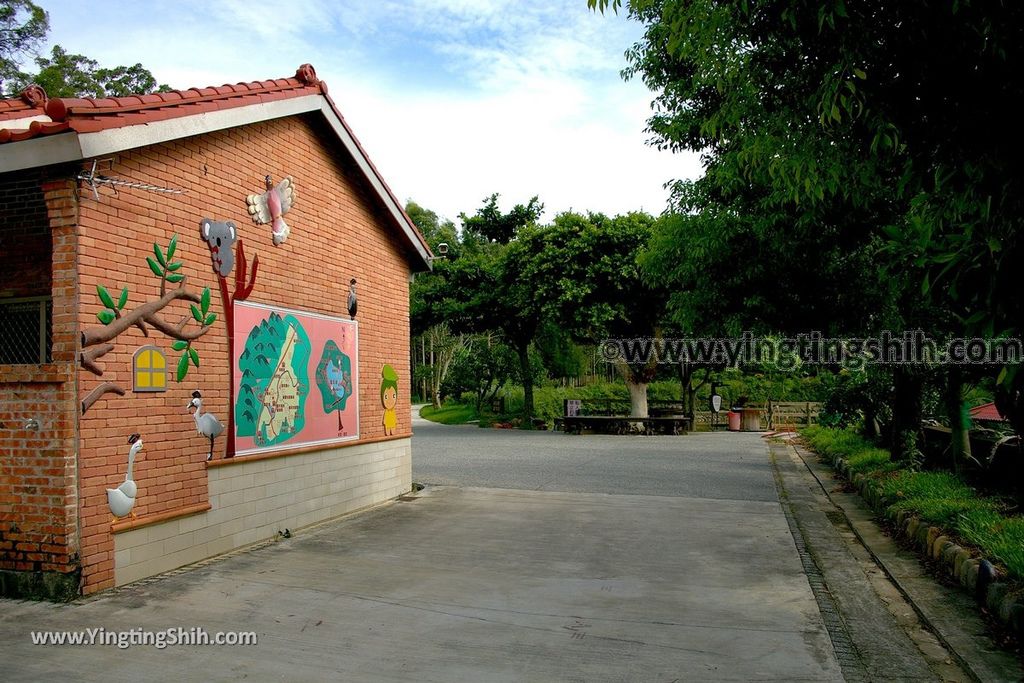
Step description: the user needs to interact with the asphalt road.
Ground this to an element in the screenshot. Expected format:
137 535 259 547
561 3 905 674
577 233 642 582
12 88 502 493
411 414 779 502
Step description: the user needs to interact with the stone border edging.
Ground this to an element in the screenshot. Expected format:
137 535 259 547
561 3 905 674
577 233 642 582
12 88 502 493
824 449 1024 634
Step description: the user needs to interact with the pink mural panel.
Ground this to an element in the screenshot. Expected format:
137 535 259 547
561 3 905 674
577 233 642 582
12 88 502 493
233 301 358 455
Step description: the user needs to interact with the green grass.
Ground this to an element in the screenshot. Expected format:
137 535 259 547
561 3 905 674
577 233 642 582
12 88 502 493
801 425 893 475
958 510 1024 579
801 425 1024 580
877 471 1000 527
419 403 479 425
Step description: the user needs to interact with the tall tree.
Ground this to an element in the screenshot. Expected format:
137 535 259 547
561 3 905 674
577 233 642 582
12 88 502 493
594 0 1024 454
406 200 459 259
528 211 667 417
5 44 168 97
460 193 543 245
412 194 547 418
0 0 47 89
1 1 167 97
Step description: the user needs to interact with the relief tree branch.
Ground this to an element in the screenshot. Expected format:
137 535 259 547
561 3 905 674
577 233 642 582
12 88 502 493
81 382 126 415
81 285 201 347
146 314 211 341
80 343 115 377
80 235 211 415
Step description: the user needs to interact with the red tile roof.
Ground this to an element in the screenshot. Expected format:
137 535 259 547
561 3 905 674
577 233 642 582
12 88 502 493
0 64 323 143
0 64 433 269
969 402 1007 422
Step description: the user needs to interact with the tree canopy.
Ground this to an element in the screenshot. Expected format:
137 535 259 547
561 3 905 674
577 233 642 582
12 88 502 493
0 0 47 88
592 0 1024 450
1 0 167 97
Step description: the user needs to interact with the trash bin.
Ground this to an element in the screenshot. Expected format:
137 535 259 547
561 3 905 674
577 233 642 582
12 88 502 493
740 408 761 432
727 411 741 431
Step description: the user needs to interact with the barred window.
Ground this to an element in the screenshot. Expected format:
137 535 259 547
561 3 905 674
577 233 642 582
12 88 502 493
0 297 51 364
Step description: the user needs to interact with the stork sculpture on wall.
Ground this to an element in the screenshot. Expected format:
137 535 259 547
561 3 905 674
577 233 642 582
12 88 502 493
188 390 224 461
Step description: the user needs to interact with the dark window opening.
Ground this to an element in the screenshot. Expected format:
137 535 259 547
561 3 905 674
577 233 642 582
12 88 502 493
1 171 53 365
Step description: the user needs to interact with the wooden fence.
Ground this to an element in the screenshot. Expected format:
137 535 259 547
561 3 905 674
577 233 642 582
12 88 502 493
693 401 822 431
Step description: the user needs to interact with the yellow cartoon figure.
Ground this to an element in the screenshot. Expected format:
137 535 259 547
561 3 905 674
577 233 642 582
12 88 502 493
381 364 399 436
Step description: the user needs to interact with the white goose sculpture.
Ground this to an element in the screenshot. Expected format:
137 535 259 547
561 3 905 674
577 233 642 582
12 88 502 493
107 433 142 521
188 390 224 461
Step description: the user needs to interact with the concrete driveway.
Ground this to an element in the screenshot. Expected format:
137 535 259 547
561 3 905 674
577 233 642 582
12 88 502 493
1 418 842 681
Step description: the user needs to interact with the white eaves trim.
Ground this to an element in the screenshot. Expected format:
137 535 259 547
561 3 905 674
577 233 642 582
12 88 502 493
0 96 320 173
78 95 323 159
0 93 431 270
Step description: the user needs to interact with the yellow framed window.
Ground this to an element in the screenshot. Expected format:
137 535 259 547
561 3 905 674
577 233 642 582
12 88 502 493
133 345 167 392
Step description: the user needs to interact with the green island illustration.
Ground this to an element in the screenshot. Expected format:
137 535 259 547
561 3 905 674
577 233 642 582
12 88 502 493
235 312 311 447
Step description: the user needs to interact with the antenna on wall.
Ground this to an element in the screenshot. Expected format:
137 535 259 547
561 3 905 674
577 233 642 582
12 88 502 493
77 159 186 200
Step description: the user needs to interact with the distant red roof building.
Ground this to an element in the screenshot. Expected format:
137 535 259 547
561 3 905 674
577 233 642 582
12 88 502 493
969 402 1007 422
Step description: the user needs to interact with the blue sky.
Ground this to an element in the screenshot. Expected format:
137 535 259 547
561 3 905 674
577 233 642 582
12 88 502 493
37 0 702 223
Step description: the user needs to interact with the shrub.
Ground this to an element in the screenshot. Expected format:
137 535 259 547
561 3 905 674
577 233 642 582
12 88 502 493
803 425 1024 580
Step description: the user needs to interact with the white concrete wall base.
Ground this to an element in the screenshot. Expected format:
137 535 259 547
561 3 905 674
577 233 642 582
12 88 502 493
114 438 411 586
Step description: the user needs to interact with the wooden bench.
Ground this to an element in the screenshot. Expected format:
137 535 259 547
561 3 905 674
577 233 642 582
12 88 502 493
555 415 692 436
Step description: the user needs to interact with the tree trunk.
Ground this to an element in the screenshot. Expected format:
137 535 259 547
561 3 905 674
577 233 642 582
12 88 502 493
626 377 649 418
945 366 972 471
679 362 693 417
889 368 923 462
861 401 880 439
516 343 534 418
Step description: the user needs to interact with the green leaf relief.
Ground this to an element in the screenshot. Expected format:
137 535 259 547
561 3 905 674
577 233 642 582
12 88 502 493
201 287 211 315
204 313 217 326
97 284 115 310
166 234 178 261
96 309 115 325
153 243 167 267
176 353 189 382
189 347 200 367
117 286 128 310
146 256 164 278
165 273 185 283
190 304 203 322
171 340 188 351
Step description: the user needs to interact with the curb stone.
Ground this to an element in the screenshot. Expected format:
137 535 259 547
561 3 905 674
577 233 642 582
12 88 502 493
825 452 1024 636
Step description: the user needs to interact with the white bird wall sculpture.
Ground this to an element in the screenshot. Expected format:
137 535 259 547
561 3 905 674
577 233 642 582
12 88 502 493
246 175 295 245
107 433 143 521
188 390 224 461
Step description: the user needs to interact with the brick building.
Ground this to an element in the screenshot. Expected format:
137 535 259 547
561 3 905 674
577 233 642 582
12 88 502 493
0 65 430 597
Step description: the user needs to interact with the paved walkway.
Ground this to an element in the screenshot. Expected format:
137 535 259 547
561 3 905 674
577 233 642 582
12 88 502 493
2 410 991 680
1 489 838 682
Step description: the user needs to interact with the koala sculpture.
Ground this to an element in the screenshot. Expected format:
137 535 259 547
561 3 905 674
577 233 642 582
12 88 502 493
199 219 238 277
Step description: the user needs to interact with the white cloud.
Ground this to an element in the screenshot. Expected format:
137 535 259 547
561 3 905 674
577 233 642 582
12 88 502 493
36 0 703 222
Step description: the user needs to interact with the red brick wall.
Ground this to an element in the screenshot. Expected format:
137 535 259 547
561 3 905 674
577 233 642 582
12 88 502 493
75 113 415 592
0 177 81 594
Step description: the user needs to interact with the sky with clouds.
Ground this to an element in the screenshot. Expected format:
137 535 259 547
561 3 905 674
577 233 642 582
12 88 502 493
34 0 702 224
